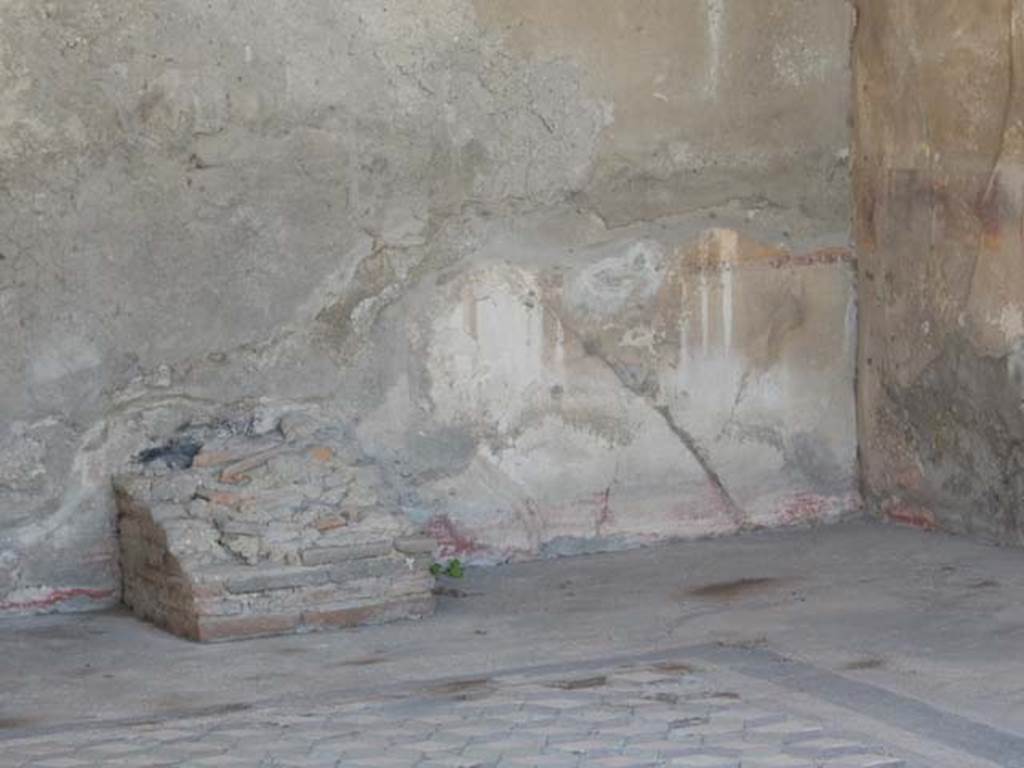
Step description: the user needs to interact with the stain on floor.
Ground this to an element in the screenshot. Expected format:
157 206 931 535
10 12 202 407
548 675 608 690
686 577 781 599
843 658 886 671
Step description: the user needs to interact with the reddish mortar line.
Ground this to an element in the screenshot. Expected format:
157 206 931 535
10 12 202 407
883 502 941 532
772 247 855 268
886 512 940 531
595 486 614 532
678 247 855 273
424 514 481 557
0 587 114 613
781 493 833 524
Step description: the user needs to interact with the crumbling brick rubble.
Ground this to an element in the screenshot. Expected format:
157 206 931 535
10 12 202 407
114 414 436 641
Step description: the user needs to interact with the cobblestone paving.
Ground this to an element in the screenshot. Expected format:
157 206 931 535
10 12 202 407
1 659 908 768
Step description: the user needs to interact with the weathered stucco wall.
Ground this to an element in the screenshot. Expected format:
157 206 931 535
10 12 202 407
855 1 1024 543
0 0 855 613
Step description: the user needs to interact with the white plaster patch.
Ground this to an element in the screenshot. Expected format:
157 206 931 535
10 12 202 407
721 265 734 352
999 305 1024 340
700 271 711 354
620 327 657 354
705 0 725 97
845 289 858 360
428 266 557 431
771 40 833 88
567 241 664 318
695 228 741 355
670 142 708 173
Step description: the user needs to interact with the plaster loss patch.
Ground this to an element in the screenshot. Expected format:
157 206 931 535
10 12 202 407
404 227 860 561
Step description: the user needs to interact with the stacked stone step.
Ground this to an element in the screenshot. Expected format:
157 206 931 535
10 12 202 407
114 417 436 641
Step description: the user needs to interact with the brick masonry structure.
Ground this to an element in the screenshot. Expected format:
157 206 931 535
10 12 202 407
114 413 436 641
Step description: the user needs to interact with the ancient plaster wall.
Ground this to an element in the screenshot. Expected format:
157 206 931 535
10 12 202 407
0 0 854 613
855 1 1024 543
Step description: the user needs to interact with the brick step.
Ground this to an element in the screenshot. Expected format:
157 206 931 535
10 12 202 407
193 572 435 618
193 594 437 642
194 554 429 594
115 433 438 641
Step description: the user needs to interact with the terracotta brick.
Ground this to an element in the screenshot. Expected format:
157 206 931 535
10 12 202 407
195 612 301 642
309 446 334 463
165 616 201 641
393 535 436 555
190 582 226 600
327 556 409 583
192 450 238 468
225 566 332 594
201 490 251 508
218 447 282 485
314 515 348 533
301 542 392 565
301 596 435 630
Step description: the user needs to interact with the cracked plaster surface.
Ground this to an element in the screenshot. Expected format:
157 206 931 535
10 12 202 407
0 0 854 611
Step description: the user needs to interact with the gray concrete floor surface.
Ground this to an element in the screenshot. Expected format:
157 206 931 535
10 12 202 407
3 520 1024 767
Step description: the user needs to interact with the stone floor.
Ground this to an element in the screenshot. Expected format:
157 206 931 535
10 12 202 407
4 520 1024 767
3 653 908 768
